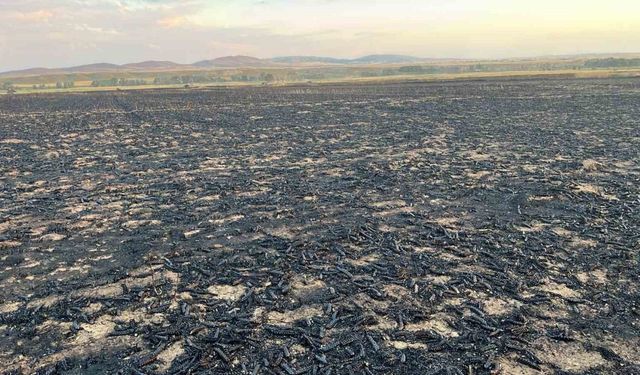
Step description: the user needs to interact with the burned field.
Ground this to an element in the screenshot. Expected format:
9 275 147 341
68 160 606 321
0 78 639 374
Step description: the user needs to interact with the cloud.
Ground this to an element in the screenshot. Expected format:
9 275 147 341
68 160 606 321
8 10 54 22
157 15 188 28
73 24 121 35
1 0 640 71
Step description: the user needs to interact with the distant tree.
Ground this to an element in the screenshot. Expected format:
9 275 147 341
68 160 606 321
260 73 275 82
585 58 640 68
56 81 63 89
398 66 424 74
382 69 396 76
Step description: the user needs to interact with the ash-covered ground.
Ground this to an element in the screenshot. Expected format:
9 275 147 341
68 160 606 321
1 78 639 374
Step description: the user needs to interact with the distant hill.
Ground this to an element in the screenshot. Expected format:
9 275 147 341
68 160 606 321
350 55 425 64
3 53 639 79
193 56 276 68
270 55 426 65
1 67 60 77
121 61 188 70
0 54 431 78
269 56 351 65
66 63 122 72
0 64 122 78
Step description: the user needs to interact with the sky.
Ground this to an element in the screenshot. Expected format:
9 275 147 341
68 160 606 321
1 0 639 71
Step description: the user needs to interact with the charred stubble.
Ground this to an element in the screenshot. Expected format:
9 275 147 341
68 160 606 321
0 78 639 374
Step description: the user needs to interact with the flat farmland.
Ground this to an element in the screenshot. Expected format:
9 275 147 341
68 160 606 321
0 79 639 374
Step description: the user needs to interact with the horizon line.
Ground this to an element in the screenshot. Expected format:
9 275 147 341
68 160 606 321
2 51 640 75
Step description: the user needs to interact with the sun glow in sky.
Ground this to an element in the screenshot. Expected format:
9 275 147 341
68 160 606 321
1 0 639 70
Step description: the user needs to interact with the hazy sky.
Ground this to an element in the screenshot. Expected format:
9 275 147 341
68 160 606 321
1 0 639 71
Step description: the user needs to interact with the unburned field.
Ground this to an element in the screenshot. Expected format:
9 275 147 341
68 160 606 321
0 79 639 374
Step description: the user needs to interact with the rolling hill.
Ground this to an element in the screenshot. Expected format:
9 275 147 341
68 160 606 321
193 56 276 68
0 54 429 78
3 53 640 80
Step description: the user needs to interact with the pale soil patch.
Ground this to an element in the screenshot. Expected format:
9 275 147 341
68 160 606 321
425 274 452 285
198 194 220 202
0 138 26 144
466 170 493 179
412 246 437 254
264 226 298 240
576 269 608 285
207 284 246 302
62 204 89 215
0 240 21 249
568 237 598 249
68 220 93 230
573 183 618 200
352 292 392 310
156 341 185 373
346 253 380 267
464 150 491 161
38 233 66 242
612 160 639 175
373 206 415 218
16 323 142 370
0 215 30 233
265 305 323 325
382 284 412 300
291 157 327 167
515 221 548 233
324 167 348 177
538 279 581 298
26 271 179 308
527 195 555 202
291 276 326 299
209 214 244 225
582 159 604 173
73 314 116 346
122 219 162 229
75 272 175 299
0 302 21 314
534 338 606 372
404 313 458 338
483 297 522 316
36 319 72 336
370 199 407 208
432 216 463 228
496 354 545 375
538 300 571 320
596 337 640 364
44 151 61 159
404 146 447 158
236 189 268 198
183 229 201 239
82 302 103 315
364 314 398 331
551 227 597 249
389 340 428 350
26 295 61 309
552 227 573 237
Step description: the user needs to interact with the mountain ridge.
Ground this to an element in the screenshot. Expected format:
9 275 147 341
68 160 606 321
0 54 428 78
3 52 640 78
